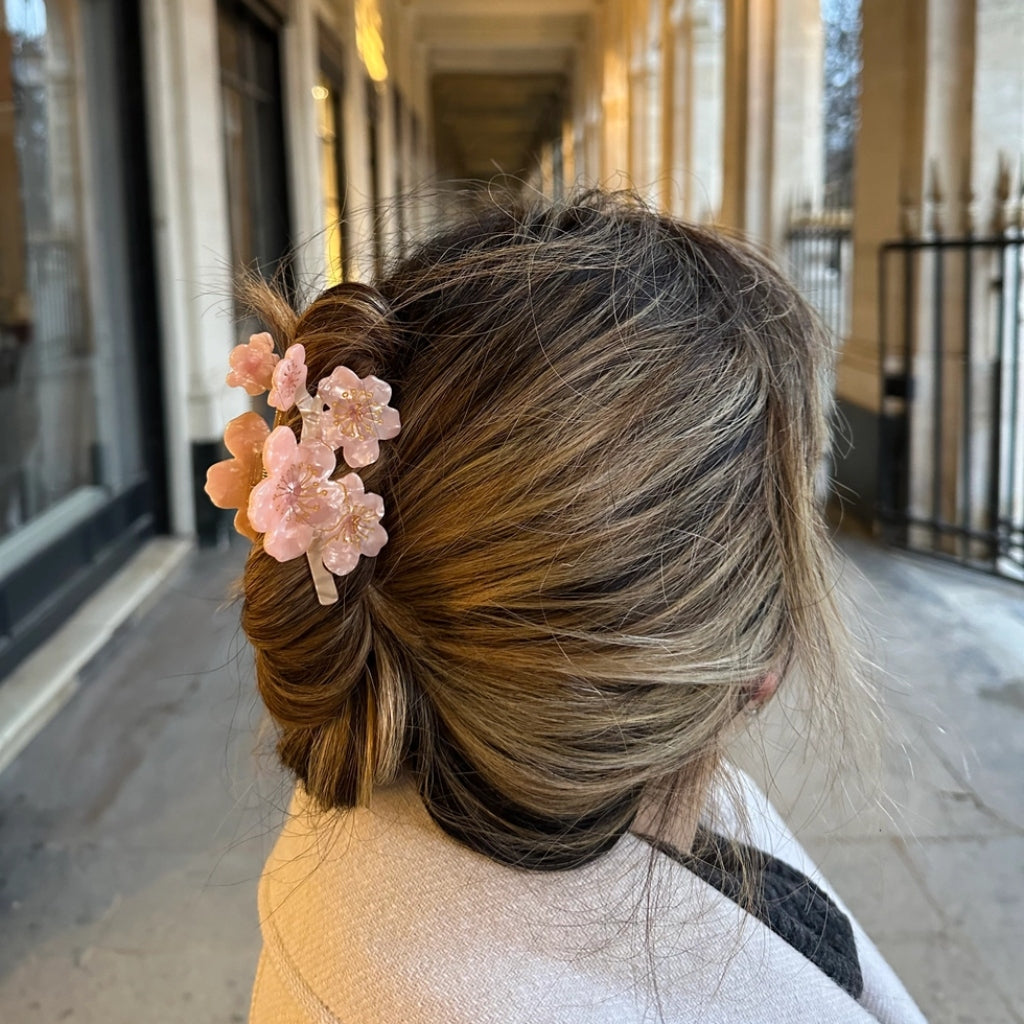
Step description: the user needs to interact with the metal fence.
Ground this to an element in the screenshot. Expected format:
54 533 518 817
878 229 1024 578
785 209 853 339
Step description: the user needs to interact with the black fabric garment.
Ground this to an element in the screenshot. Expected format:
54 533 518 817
640 829 865 1001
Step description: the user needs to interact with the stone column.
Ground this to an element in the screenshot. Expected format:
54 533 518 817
627 4 652 194
600 1 630 183
141 0 236 537
581 14 603 183
839 0 978 526
664 0 689 216
719 0 822 248
667 0 724 222
719 0 774 240
770 0 822 249
565 40 586 188
341 1 379 282
969 0 1022 568
282 1 325 288
643 2 665 205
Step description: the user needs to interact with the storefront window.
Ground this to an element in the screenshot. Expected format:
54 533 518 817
1 0 161 674
1 0 142 562
218 1 291 290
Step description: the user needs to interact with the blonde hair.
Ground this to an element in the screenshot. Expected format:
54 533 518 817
241 191 854 871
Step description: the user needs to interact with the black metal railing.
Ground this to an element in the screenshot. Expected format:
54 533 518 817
878 230 1024 578
785 209 853 339
26 237 88 361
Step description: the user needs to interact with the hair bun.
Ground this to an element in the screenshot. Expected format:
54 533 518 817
240 278 410 809
293 282 398 386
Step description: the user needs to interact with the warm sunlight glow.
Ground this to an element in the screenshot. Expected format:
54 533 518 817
355 0 388 83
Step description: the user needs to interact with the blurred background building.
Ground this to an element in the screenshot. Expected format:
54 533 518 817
0 0 1022 733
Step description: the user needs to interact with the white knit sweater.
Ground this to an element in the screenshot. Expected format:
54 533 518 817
250 776 928 1024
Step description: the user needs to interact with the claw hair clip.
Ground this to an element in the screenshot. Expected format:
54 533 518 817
205 332 401 605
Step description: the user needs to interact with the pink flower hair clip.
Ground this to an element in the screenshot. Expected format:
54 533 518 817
204 332 401 605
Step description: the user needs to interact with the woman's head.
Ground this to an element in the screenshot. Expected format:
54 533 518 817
241 191 848 870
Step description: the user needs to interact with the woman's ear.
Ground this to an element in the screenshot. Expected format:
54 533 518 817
749 672 779 708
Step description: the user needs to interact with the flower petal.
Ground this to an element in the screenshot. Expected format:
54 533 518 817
369 376 392 404
377 406 401 439
264 518 314 562
247 478 278 534
318 365 361 400
233 507 258 543
360 523 388 557
268 344 308 410
300 439 338 479
262 426 298 475
205 459 249 510
338 472 365 495
223 412 270 461
322 539 360 576
226 333 279 395
342 437 380 468
303 481 346 528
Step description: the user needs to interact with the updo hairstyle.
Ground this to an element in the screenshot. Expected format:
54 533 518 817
241 192 851 870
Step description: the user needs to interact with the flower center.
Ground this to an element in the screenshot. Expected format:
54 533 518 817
335 505 376 544
276 462 328 517
330 388 380 439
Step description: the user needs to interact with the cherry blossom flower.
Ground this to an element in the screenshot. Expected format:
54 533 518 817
204 412 270 541
317 366 401 468
227 332 279 395
248 426 343 562
268 343 308 411
321 472 388 576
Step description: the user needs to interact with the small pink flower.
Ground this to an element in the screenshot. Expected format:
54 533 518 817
248 427 343 562
227 332 279 395
204 412 270 541
317 366 401 468
321 472 388 576
268 344 308 411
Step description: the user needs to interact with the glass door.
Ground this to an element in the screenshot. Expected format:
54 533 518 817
218 0 292 295
0 0 164 677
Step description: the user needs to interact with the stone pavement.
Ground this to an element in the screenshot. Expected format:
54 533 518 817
735 532 1024 1024
0 534 1021 1023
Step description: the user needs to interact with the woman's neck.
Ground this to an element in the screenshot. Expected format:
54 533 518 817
628 757 717 855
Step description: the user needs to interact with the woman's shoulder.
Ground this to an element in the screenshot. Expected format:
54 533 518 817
251 778 913 1024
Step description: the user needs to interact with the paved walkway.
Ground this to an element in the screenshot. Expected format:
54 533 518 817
0 534 1021 1023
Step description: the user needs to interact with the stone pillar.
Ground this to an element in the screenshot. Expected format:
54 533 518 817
282 1 325 289
600 1 630 183
968 0 1022 565
627 4 653 194
643 2 665 205
770 0 822 249
664 0 688 216
581 15 603 183
562 101 577 191
973 0 1024 229
141 0 236 536
720 0 822 248
341 1 379 282
564 41 585 188
720 0 774 239
666 0 724 222
839 0 978 524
